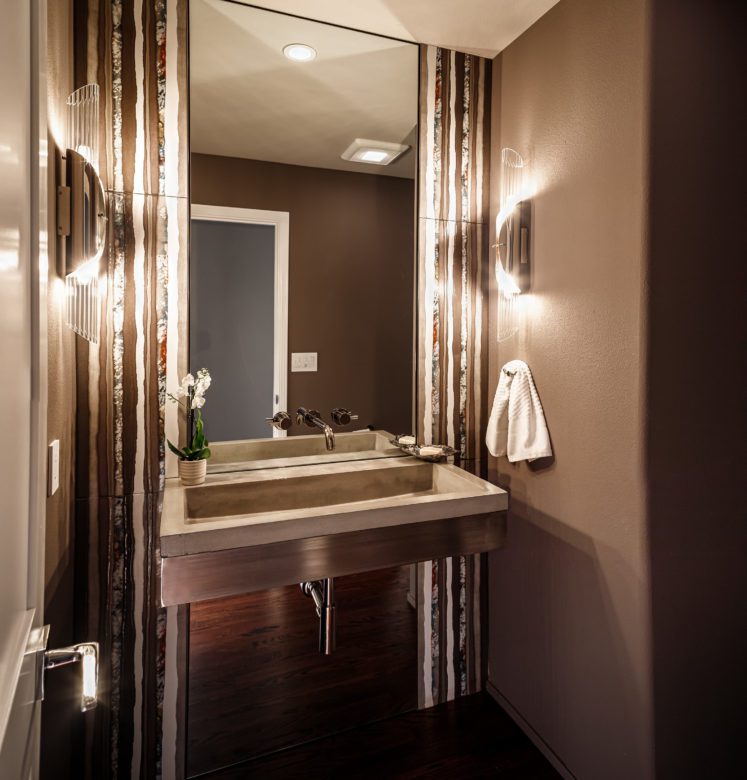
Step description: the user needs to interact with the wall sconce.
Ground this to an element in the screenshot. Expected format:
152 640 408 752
57 84 106 343
495 148 532 341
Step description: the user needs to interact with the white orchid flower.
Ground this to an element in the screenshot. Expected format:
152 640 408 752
175 373 195 398
194 368 212 398
191 394 206 410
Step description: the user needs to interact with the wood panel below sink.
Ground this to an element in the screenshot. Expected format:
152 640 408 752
161 511 506 607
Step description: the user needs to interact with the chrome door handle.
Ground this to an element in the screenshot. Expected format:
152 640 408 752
26 624 99 711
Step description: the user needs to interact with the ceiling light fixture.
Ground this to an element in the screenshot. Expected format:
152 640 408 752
341 138 409 166
359 150 389 163
283 43 317 62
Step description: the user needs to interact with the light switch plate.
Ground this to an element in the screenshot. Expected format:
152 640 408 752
291 352 318 372
48 439 60 496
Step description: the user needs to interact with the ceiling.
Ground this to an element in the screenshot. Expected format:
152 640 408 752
190 0 561 176
191 0 419 177
244 0 562 58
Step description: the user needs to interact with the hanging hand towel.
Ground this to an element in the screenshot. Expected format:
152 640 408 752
486 359 552 462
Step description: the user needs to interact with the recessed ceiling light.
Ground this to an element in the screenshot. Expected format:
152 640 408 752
341 138 410 166
283 43 317 62
359 150 389 163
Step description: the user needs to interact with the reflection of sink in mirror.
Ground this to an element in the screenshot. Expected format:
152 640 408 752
207 429 404 473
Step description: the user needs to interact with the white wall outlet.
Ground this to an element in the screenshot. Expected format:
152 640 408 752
48 439 60 496
291 352 318 372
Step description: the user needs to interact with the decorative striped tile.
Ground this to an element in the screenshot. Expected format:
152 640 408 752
77 0 188 198
75 492 182 779
75 192 187 500
418 47 491 226
416 45 492 709
73 2 188 778
417 218 489 459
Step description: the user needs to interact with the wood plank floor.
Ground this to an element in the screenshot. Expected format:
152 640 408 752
200 693 562 779
188 566 418 776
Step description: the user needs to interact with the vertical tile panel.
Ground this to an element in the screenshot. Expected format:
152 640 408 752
74 2 187 776
416 45 491 708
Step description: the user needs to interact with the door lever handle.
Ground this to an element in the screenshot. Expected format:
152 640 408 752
26 624 99 711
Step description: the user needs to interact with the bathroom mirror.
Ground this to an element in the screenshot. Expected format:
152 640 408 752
188 0 418 470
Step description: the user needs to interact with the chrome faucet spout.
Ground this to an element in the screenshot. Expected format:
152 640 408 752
321 423 335 452
296 407 336 451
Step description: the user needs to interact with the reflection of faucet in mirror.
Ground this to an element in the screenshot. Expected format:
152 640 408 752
296 407 335 451
266 411 292 432
331 408 359 426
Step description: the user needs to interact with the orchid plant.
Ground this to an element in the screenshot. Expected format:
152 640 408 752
167 368 212 461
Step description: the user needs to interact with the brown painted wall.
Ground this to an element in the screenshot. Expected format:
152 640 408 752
191 154 415 436
647 1 747 776
487 0 653 778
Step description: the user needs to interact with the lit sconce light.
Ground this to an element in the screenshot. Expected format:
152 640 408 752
57 84 106 343
495 148 533 341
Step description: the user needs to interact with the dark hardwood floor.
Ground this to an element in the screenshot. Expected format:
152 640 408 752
199 693 561 779
188 566 418 777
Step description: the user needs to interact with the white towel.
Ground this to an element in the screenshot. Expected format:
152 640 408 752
486 360 552 462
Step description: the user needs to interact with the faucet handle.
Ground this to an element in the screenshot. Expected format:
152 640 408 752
296 407 321 427
266 411 292 431
331 408 359 426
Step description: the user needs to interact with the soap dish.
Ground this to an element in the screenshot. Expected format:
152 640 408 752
390 435 457 462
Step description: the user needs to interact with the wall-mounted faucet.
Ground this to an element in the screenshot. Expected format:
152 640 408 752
331 407 358 426
265 411 292 431
296 407 335 450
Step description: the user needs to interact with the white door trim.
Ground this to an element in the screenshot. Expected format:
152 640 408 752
191 204 289 437
0 0 47 770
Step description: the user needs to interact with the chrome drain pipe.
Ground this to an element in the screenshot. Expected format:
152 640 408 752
300 578 336 655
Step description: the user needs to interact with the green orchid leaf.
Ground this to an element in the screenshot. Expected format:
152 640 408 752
192 411 205 449
167 439 185 458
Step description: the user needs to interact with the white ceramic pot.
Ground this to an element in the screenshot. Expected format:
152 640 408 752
178 458 207 486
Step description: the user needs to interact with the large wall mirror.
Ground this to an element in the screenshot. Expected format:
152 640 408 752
188 0 418 471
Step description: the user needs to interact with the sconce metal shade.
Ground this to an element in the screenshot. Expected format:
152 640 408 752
495 148 532 341
59 85 106 343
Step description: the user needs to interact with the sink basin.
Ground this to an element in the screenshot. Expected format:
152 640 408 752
160 458 507 606
185 461 482 524
207 429 404 473
187 461 439 521
162 458 506 555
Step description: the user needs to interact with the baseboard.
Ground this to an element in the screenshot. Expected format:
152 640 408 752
486 680 576 780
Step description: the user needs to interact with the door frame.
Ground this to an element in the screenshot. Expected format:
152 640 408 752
190 204 289 436
0 0 48 772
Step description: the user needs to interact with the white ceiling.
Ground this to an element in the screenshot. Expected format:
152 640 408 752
244 0 562 58
190 0 560 176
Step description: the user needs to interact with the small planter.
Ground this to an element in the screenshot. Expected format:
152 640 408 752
178 458 207 486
